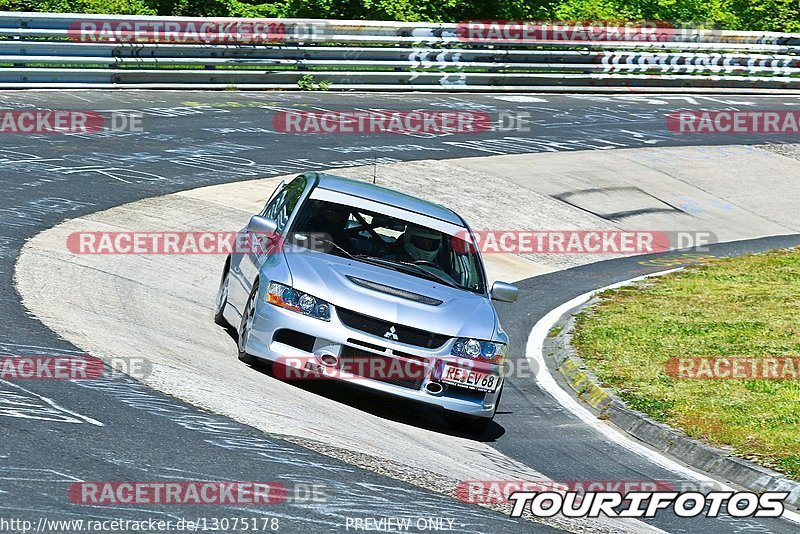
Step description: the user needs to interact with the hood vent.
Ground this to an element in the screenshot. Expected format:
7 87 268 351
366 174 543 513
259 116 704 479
346 275 443 306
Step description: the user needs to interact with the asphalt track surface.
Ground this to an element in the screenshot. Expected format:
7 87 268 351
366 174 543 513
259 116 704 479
2 91 800 533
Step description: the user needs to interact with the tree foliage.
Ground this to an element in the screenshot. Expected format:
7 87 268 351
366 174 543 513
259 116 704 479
0 0 797 32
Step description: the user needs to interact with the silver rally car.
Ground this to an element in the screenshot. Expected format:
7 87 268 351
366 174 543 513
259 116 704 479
214 172 518 432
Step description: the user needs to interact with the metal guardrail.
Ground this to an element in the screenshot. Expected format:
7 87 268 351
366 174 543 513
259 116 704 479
1 11 799 91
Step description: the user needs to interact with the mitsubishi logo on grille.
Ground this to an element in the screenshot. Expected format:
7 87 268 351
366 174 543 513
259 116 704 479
384 326 399 341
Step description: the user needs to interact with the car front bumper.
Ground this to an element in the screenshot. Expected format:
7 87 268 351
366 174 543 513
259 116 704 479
243 299 503 418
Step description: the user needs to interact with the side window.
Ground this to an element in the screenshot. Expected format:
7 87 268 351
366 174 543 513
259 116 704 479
263 176 306 233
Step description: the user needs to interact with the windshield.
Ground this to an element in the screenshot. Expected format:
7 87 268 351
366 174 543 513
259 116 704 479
289 199 485 294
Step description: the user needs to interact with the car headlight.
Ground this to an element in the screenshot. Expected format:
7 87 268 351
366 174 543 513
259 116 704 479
267 281 331 321
451 338 507 364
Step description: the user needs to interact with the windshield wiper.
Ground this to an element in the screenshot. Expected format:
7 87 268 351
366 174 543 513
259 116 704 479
317 237 357 260
350 254 404 273
392 260 460 288
316 240 459 289
357 256 459 289
316 239 403 273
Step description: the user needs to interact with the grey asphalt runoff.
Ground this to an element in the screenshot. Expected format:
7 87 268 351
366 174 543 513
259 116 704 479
1 91 799 533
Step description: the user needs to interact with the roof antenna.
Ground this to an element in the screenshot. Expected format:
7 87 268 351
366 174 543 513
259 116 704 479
372 150 377 184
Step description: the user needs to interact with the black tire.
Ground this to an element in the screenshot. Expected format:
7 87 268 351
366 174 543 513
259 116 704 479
213 259 231 327
443 411 492 435
237 280 260 366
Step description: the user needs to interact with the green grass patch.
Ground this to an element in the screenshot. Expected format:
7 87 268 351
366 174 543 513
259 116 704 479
572 248 800 479
548 326 563 337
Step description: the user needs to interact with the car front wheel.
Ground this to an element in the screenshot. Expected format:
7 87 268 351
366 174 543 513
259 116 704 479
213 259 231 327
237 281 259 365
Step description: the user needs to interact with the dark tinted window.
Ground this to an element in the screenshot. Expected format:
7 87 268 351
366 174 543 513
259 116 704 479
263 176 306 233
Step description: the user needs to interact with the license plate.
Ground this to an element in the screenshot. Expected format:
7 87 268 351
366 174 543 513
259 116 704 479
440 364 500 392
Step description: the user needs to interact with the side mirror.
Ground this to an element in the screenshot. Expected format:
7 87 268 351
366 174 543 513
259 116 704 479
247 215 278 238
490 281 518 303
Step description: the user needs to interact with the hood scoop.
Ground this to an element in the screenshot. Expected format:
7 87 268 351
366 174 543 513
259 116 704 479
345 275 443 306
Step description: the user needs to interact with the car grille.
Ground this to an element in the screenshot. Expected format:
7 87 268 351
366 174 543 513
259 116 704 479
339 346 426 390
336 308 450 349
